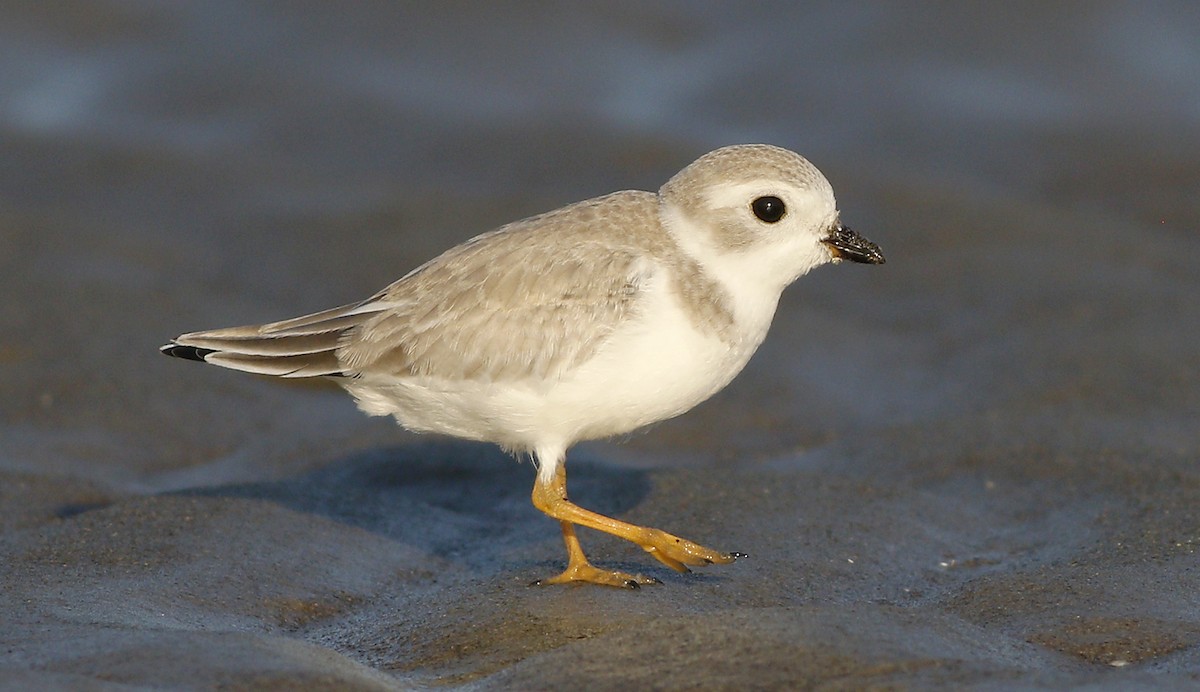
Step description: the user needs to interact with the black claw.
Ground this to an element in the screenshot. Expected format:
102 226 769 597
625 580 641 590
529 579 544 587
648 576 663 585
729 552 748 560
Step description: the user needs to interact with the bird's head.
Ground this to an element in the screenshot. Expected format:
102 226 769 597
660 144 884 290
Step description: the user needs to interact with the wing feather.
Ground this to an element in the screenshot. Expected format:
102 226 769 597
339 193 663 382
163 301 390 377
163 190 666 383
341 241 650 382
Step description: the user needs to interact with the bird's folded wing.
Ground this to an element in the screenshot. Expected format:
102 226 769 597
339 233 651 383
168 190 663 382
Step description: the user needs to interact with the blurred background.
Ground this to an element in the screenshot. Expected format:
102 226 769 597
2 2 1199 687
4 1 1195 484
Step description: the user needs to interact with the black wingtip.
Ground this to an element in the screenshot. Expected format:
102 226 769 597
160 343 217 362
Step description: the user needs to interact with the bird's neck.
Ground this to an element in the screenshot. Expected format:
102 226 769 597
661 205 796 340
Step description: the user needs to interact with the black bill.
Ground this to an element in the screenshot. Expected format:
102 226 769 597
822 224 886 265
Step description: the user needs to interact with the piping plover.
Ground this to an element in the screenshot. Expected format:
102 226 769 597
162 144 885 588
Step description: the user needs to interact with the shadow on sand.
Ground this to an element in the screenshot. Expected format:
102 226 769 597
170 439 653 564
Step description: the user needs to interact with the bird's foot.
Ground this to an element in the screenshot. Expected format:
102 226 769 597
532 562 662 589
531 470 742 584
637 528 744 573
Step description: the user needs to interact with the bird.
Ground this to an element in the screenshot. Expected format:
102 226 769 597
161 144 885 588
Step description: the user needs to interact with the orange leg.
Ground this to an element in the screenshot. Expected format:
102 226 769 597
530 463 740 588
532 521 662 588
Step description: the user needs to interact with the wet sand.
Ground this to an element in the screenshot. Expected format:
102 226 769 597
2 3 1199 689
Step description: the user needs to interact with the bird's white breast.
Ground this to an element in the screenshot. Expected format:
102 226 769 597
531 264 761 443
343 257 771 458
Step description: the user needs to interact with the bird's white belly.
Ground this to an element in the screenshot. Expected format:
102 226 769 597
344 276 767 453
536 283 756 444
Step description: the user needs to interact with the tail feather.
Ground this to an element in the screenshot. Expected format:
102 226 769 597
160 344 217 362
168 330 345 358
204 350 345 378
196 303 374 339
160 301 386 378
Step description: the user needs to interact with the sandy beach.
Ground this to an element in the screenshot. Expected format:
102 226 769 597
2 3 1199 688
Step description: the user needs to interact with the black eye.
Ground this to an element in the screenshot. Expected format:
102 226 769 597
751 196 786 223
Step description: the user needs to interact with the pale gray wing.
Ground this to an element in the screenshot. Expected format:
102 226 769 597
162 190 661 382
339 229 651 382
